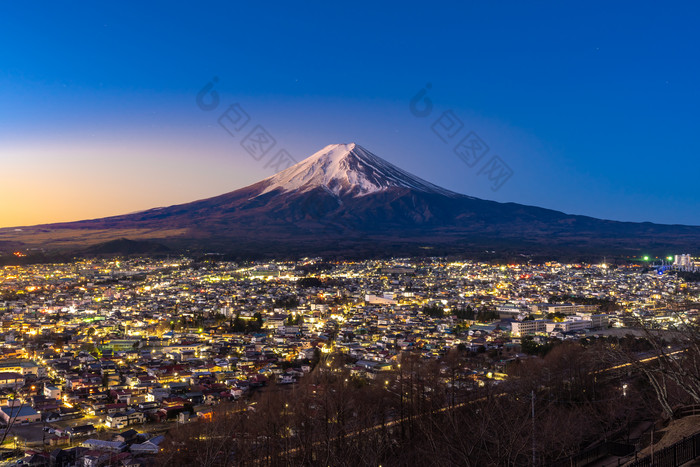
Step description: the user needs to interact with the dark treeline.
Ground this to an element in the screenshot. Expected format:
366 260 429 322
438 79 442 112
423 304 498 321
673 270 700 282
548 294 621 312
229 313 264 334
296 276 343 289
156 342 661 466
273 296 300 309
0 252 76 267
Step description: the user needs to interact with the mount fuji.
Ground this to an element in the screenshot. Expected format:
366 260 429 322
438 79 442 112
2 143 699 259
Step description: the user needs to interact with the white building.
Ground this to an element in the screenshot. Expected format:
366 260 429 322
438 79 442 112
511 319 552 337
545 318 592 334
673 254 695 271
44 385 61 399
575 313 609 329
105 410 145 429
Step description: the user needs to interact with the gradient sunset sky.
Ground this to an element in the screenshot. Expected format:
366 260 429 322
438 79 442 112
1 1 699 228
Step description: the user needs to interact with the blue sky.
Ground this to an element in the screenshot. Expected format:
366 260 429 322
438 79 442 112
1 1 698 227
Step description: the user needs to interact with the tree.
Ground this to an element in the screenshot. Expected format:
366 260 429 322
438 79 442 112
231 314 245 333
609 313 700 418
475 308 498 322
275 296 300 309
546 312 567 321
422 304 444 317
521 336 557 357
158 347 645 466
455 305 475 320
251 312 264 331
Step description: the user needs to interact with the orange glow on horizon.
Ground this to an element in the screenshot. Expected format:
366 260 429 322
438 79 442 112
0 138 268 228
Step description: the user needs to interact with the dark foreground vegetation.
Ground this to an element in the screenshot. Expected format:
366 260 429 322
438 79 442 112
155 329 700 467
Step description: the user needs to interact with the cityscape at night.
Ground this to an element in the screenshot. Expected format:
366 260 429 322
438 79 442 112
1 2 699 466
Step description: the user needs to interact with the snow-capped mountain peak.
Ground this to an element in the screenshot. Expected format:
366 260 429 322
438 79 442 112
259 143 458 197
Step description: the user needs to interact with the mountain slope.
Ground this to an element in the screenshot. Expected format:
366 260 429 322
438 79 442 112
1 143 698 258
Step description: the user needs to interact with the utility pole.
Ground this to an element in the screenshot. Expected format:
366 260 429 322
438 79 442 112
531 390 536 466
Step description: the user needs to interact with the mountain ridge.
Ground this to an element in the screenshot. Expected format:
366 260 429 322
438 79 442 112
0 142 698 258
